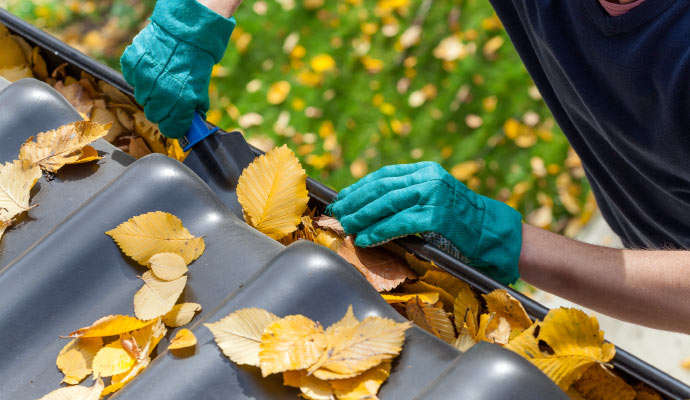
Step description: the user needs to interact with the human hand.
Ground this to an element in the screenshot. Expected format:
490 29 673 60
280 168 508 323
198 0 244 18
328 162 523 284
120 0 236 138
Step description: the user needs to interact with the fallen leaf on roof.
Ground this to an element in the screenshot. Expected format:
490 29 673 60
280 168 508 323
205 308 280 367
106 211 205 265
506 308 615 391
259 315 327 376
168 329 197 350
18 121 110 173
283 370 334 399
53 81 94 118
401 280 454 311
92 340 136 378
382 291 439 305
308 314 410 380
56 338 103 384
101 357 150 397
148 252 188 281
133 271 187 320
572 364 635 400
337 237 415 292
237 145 309 240
405 296 455 343
65 315 155 339
0 24 33 82
37 377 103 400
483 289 532 331
0 159 42 240
163 303 202 327
166 139 189 162
329 361 391 400
313 215 345 236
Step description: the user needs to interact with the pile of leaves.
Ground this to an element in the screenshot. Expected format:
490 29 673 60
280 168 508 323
235 144 663 400
0 22 188 163
205 306 411 399
38 211 205 399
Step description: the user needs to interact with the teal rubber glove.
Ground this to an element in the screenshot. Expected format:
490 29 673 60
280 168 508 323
120 0 236 139
328 162 523 285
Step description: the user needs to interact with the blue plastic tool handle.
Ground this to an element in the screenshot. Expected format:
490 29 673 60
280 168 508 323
179 112 220 152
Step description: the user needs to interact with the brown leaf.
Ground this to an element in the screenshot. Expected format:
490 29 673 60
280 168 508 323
483 289 532 331
572 364 635 400
405 296 455 343
54 81 94 118
313 215 345 236
337 237 415 292
128 136 152 159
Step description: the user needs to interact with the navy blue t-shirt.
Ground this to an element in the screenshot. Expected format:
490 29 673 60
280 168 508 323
489 0 690 249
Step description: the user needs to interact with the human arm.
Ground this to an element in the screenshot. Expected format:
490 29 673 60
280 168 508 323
519 224 690 334
120 0 241 138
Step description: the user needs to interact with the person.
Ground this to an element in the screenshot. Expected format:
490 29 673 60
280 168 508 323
121 0 690 334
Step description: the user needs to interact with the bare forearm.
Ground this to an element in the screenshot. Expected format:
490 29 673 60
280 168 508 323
519 224 690 333
197 0 242 18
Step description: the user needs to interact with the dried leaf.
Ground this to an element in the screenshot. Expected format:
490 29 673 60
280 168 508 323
106 211 205 265
92 340 136 378
506 308 616 391
452 329 476 352
403 253 441 276
453 283 480 336
133 111 166 154
65 315 155 338
131 318 167 357
0 26 33 82
402 281 454 311
166 139 189 162
236 145 309 240
405 296 455 343
283 370 335 400
329 362 391 400
259 315 327 376
37 378 103 400
148 252 188 281
163 303 202 327
205 308 280 367
133 271 187 320
0 160 42 230
313 216 345 236
127 136 152 159
101 357 150 396
337 237 415 292
168 328 197 350
18 121 110 173
633 383 663 400
483 289 532 331
56 337 103 384
53 81 94 118
382 292 439 305
314 229 342 251
484 314 511 345
309 315 411 380
572 364 635 400
419 270 471 298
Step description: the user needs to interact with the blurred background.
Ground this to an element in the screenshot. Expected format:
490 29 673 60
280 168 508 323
3 0 690 384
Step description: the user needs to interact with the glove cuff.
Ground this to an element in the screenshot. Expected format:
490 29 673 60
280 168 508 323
152 0 236 63
473 197 523 285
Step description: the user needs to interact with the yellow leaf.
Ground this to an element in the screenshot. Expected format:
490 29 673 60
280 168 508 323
131 318 167 357
314 229 341 251
53 81 94 118
163 303 202 327
236 145 309 240
405 296 455 343
166 139 190 162
267 81 291 104
309 316 410 380
381 292 439 305
506 308 616 391
401 281 454 311
453 283 480 336
168 328 197 350
65 315 155 338
148 252 188 281
633 383 663 400
106 211 205 265
133 111 166 154
330 362 391 400
101 357 150 396
133 271 187 320
403 253 441 276
572 364 635 400
37 378 103 400
18 121 110 173
483 289 532 332
0 160 42 228
283 370 335 400
56 337 103 384
337 237 415 292
419 270 470 298
452 329 476 352
0 26 32 82
92 340 136 378
259 315 327 376
484 314 511 345
71 146 101 164
205 308 280 367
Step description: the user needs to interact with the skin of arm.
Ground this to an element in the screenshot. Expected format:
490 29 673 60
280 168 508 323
197 0 243 18
519 224 690 334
